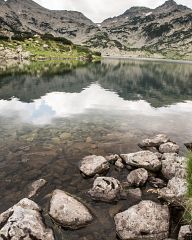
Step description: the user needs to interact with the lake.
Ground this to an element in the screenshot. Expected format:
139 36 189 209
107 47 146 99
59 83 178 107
0 58 192 239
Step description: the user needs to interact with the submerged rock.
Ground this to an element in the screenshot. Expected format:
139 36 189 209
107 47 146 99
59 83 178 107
114 200 169 240
49 189 93 229
148 176 166 188
115 158 124 169
128 188 142 200
159 142 179 154
178 225 192 240
159 177 187 205
161 153 187 180
28 179 47 198
127 168 148 187
0 198 54 240
138 134 170 148
88 177 122 202
184 143 192 151
121 151 161 171
79 155 110 177
105 154 120 164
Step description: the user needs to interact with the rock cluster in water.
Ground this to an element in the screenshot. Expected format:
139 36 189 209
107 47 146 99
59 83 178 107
0 134 191 240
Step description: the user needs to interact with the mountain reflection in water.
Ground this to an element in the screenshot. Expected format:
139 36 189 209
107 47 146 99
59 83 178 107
0 59 192 239
0 84 192 125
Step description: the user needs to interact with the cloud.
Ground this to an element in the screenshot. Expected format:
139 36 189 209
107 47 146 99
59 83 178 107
33 0 192 22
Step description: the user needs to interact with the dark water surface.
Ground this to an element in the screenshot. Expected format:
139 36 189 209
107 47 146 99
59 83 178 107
0 59 192 239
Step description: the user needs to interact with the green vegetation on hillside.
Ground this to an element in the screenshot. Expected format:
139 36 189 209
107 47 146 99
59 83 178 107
0 35 101 61
184 153 192 223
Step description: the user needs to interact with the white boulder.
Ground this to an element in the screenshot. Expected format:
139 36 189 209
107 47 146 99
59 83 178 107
121 151 161 171
127 168 148 187
161 153 187 180
0 198 54 240
49 189 93 229
79 155 110 177
159 142 179 154
114 200 169 240
88 177 122 202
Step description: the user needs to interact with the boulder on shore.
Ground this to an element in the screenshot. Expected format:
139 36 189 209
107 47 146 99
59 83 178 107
178 225 192 240
159 177 187 205
138 134 170 148
121 151 161 171
161 153 187 180
114 200 169 240
88 177 122 202
127 168 148 187
159 142 179 154
0 198 54 240
79 155 110 177
49 189 93 229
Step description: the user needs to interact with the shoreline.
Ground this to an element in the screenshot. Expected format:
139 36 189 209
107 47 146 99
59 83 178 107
103 55 192 64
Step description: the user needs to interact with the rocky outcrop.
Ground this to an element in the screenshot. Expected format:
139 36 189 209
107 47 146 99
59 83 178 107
88 177 122 202
121 151 161 171
161 153 187 180
101 0 192 58
49 189 93 229
114 200 170 240
127 168 148 187
0 45 32 60
0 198 54 240
79 155 110 177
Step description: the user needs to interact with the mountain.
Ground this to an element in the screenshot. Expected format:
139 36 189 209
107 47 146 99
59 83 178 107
0 0 192 59
0 0 99 44
100 0 192 58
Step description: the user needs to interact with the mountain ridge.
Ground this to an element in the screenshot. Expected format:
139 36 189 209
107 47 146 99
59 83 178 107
0 0 191 59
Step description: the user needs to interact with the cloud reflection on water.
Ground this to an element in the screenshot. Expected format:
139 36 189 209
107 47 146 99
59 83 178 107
0 84 191 125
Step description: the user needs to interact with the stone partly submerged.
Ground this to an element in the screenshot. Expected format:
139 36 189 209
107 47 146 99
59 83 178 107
49 189 93 229
28 178 47 198
138 134 170 148
184 143 192 151
88 177 122 202
121 151 161 171
127 168 148 187
79 155 110 177
0 198 54 240
114 200 170 240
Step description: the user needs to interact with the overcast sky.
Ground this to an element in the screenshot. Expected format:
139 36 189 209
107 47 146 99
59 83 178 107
32 0 192 22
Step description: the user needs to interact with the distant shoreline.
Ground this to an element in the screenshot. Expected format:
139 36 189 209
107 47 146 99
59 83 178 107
103 56 192 64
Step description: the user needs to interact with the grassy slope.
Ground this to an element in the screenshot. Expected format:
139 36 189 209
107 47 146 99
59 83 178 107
0 36 101 61
184 153 192 222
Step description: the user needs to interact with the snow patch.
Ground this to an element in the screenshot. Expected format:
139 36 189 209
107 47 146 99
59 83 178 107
145 12 152 16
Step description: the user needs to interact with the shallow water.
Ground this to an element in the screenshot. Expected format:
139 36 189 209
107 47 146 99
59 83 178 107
0 59 192 239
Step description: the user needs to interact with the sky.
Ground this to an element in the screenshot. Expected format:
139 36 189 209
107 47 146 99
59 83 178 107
32 0 192 22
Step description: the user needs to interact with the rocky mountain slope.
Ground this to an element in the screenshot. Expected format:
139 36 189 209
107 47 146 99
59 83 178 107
100 0 192 58
0 0 99 44
0 0 191 59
